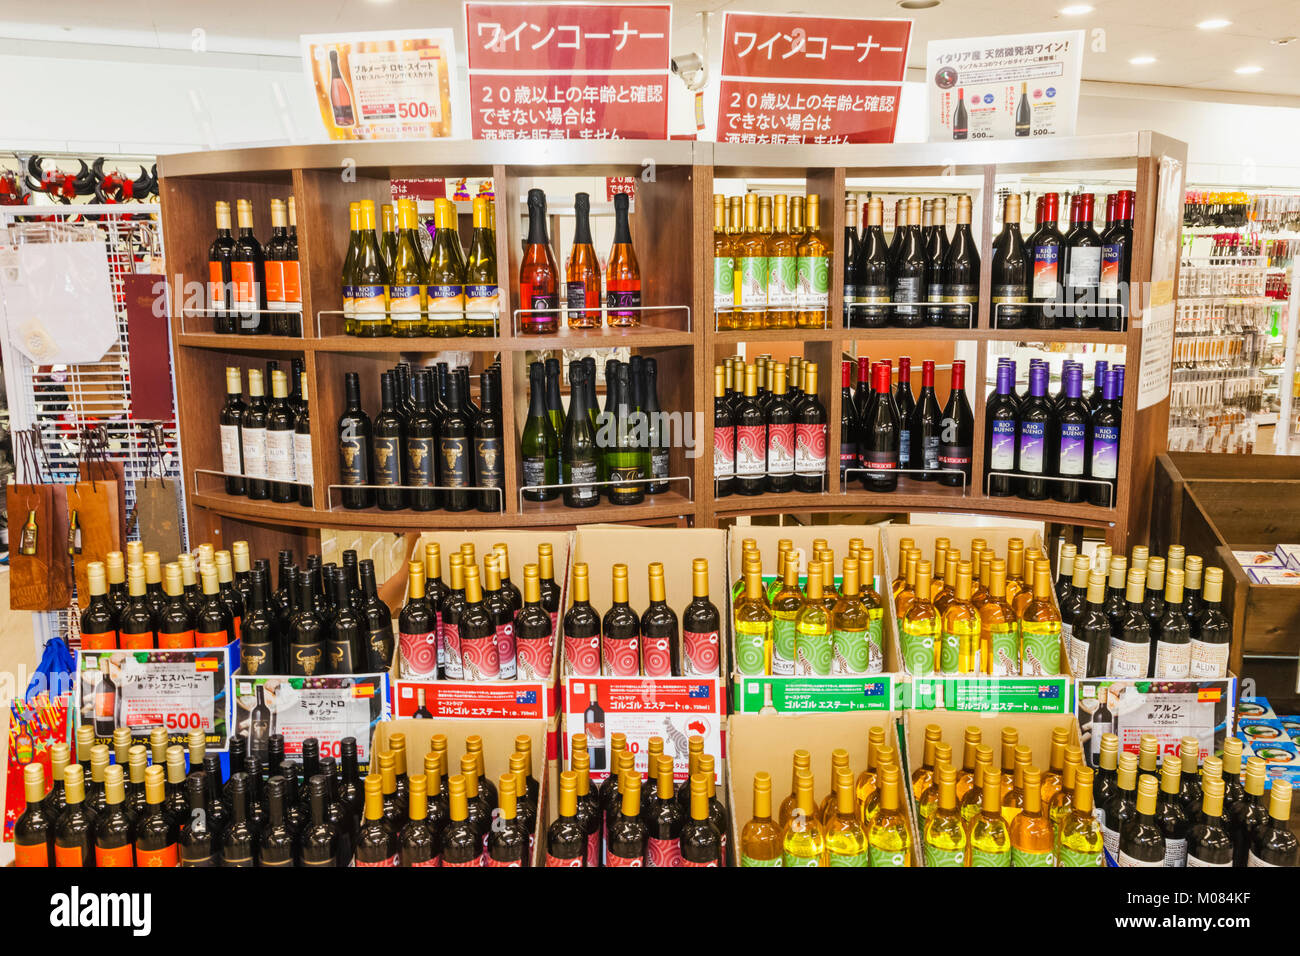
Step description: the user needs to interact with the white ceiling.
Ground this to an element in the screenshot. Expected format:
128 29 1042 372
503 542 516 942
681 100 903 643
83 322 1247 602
3 0 1298 96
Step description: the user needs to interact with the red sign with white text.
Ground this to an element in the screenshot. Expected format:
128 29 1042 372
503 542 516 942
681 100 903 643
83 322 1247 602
465 2 671 140
718 12 911 144
393 679 551 720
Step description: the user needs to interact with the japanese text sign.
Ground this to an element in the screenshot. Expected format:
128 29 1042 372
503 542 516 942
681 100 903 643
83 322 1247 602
926 30 1083 142
465 2 671 140
718 12 911 145
232 674 390 771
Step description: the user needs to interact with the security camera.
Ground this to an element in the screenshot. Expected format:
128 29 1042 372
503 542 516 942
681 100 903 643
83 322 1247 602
671 52 703 76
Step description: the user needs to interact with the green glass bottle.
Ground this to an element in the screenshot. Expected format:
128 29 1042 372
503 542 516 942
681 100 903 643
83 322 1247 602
968 764 1012 866
426 197 467 337
389 199 427 337
464 196 500 337
352 200 390 337
520 362 559 502
341 201 360 335
794 563 833 676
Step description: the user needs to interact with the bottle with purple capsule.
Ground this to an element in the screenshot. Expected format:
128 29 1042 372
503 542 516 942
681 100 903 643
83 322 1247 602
1054 365 1089 504
985 362 1018 497
1017 363 1054 501
1089 369 1122 507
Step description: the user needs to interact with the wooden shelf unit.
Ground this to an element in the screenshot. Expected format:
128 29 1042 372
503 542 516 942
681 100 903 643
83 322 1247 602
159 132 1184 553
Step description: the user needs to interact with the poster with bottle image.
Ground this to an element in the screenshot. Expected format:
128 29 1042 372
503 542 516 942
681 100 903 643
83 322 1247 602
926 31 1084 142
1075 677 1236 769
76 648 231 751
232 674 389 771
301 29 460 141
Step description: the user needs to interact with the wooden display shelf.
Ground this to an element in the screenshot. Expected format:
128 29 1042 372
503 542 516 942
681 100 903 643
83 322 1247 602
161 133 1183 553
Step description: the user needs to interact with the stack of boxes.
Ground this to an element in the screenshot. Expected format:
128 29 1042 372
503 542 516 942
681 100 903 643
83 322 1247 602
1237 696 1300 786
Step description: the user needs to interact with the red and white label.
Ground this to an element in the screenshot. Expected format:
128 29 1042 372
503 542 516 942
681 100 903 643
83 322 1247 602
394 679 550 720
646 837 682 867
564 633 601 676
602 636 641 676
546 853 585 867
641 636 674 677
682 630 721 676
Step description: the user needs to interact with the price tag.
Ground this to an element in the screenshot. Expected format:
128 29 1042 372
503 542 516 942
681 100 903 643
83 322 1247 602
232 675 390 770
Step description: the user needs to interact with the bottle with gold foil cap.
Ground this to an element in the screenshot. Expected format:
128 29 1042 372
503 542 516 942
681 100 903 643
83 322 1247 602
901 560 941 676
1057 766 1104 866
1233 757 1271 866
780 769 824 866
980 557 1019 675
80 560 119 650
741 771 782 866
856 724 889 814
1191 566 1230 677
13 762 54 866
923 762 967 867
1153 567 1191 678
1178 735 1203 820
1187 775 1234 867
796 193 830 328
912 724 943 802
940 559 980 674
1094 732 1120 823
1008 766 1054 866
487 773 531 867
92 764 133 866
824 766 868 865
1041 725 1072 802
959 744 994 823
1101 751 1138 859
1020 558 1062 675
1155 754 1189 866
1001 744 1033 824
918 742 953 822
969 764 1011 866
86 743 111 816
868 763 911 867
1048 744 1084 831
819 748 852 825
132 762 178 867
54 764 96 867
571 749 601 865
1118 774 1166 866
681 774 723 866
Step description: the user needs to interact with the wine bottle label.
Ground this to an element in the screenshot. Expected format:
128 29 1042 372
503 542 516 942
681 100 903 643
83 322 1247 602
893 276 923 318
1017 421 1045 472
566 280 596 313
400 437 433 487
1164 837 1188 867
1032 247 1059 299
606 850 644 867
1100 244 1123 297
1010 847 1054 867
428 284 465 323
195 629 228 649
901 618 940 675
1188 639 1229 678
641 635 673 677
545 853 584 867
158 629 196 650
941 618 979 674
342 284 357 318
465 283 500 317
767 422 795 476
650 448 669 481
990 420 1016 470
829 625 868 675
439 437 471 487
518 282 557 312
1248 851 1281 867
54 844 86 867
95 843 134 867
241 426 268 479
985 621 1020 676
794 623 833 676
738 256 768 310
474 437 504 490
120 630 153 650
1019 621 1061 676
293 432 313 486
927 280 944 305
1066 247 1102 289
862 448 898 471
81 629 117 650
714 425 736 478
522 455 549 489
135 843 179 867
1118 851 1162 867
605 281 641 321
283 262 301 310
938 445 971 471
367 624 395 672
240 641 270 674
340 436 368 484
589 830 602 867
923 844 965 867
516 635 554 680
855 285 891 305
354 284 388 318
389 284 423 317
231 261 258 313
220 424 242 475
289 642 323 676
795 255 830 311
1058 422 1086 476
735 424 766 476
1067 635 1092 680
207 261 226 310
769 616 795 675
495 621 517 679
868 845 908 867
566 460 599 501
460 630 501 681
782 851 820 867
1153 640 1191 679
795 423 827 476
266 429 296 482
602 635 641 677
921 434 941 471
355 853 399 866
712 256 734 314
1108 638 1148 678
741 853 782 867
440 618 463 679
265 260 285 308
943 284 978 312
968 847 1009 867
14 841 50 867
897 427 911 467
373 437 401 486
1101 824 1120 860
682 629 720 676
1057 846 1103 867
733 619 770 676
563 633 600 675
766 256 797 309
399 629 438 679
993 284 1029 303
1091 425 1120 480
1187 852 1231 867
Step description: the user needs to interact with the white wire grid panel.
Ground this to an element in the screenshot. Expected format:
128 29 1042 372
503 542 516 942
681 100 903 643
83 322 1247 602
0 203 187 653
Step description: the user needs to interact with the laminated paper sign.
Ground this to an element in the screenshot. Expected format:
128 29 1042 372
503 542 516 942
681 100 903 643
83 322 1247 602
465 1 671 140
1075 678 1237 769
232 674 390 770
302 29 459 140
926 30 1084 142
717 12 912 144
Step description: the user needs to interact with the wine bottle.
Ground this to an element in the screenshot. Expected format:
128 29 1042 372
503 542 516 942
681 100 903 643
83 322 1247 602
712 194 735 331
519 188 559 334
858 360 900 492
942 196 979 328
1029 193 1064 327
541 770 585 867
117 563 156 650
910 360 943 481
454 195 497 336
1118 775 1165 867
1099 190 1133 331
840 196 860 327
869 764 911 866
334 371 374 509
759 362 796 493
638 562 678 677
431 371 470 512
78 560 118 650
602 191 642 327
231 198 268 334
761 195 796 329
938 359 973 487
236 368 270 500
14 763 54 867
1070 569 1111 679
952 87 968 139
985 362 1019 495
1087 368 1121 506
218 366 248 496
1016 363 1054 500
519 361 559 502
992 193 1030 328
410 198 456 336
851 197 891 329
794 194 829 327
731 364 767 495
208 201 237 333
793 363 827 492
1152 567 1192 679
893 198 926 328
599 563 641 676
352 200 389 337
1153 755 1190 866
1020 559 1061 676
1187 775 1234 867
1061 193 1102 328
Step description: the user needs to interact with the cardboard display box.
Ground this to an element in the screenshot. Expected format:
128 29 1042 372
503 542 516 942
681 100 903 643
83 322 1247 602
727 710 916 866
725 524 903 715
882 524 1074 714
371 717 553 867
388 530 571 722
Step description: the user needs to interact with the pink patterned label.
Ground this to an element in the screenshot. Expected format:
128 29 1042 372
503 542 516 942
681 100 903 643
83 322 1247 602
409 856 440 867
495 621 517 679
549 610 559 633
642 636 673 677
795 422 828 474
586 830 600 867
767 422 795 475
546 853 584 867
735 424 766 477
355 853 398 867
681 857 719 867
486 856 523 867
460 633 501 681
516 636 554 680
565 634 601 675
602 635 641 676
683 630 720 676
442 855 483 867
646 837 682 867
441 618 462 679
713 426 735 476
400 629 438 678
607 851 644 867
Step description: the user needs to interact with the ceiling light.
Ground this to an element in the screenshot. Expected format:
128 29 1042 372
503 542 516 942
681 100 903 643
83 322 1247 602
1235 65 1263 74
1060 4 1094 14
897 0 941 9
1129 56 1157 65
1197 18 1231 29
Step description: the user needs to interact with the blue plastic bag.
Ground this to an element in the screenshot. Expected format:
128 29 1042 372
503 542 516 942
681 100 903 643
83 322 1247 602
26 636 75 701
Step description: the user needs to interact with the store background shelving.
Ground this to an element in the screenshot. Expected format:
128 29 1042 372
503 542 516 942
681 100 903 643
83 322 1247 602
158 132 1186 560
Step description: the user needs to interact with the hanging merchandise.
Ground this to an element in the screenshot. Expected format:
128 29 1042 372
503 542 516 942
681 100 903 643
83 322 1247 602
132 423 185 560
0 236 117 364
65 428 122 610
7 429 73 612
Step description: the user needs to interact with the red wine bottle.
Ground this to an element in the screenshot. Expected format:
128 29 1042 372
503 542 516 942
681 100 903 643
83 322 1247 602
938 360 973 488
765 363 796 494
1029 193 1064 328
911 359 943 481
1061 193 1102 328
985 362 1018 497
546 771 587 866
839 361 859 485
860 361 900 493
793 363 827 493
601 564 640 676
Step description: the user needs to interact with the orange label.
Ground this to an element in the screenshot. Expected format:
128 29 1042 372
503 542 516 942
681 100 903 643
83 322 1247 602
95 842 135 867
233 615 242 643
282 262 302 304
230 261 257 306
207 261 224 306
120 631 154 650
81 630 117 650
135 843 179 868
158 629 195 650
195 630 228 649
15 841 50 867
265 260 285 304
54 843 85 867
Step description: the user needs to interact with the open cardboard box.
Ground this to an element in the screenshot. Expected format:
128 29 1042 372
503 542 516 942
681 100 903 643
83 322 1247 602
725 524 903 714
727 710 917 866
559 525 729 784
387 530 571 722
881 524 1073 713
371 717 554 867
899 709 1080 866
